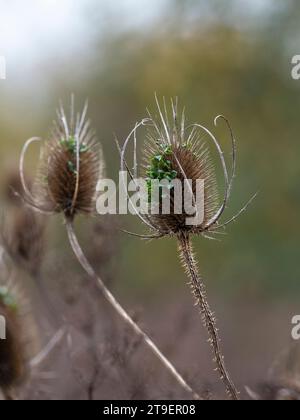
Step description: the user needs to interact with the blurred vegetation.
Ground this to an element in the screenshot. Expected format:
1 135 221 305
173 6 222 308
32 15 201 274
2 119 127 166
1 0 300 300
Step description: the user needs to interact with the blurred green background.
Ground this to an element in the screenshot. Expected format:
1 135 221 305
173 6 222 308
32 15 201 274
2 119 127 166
1 0 300 302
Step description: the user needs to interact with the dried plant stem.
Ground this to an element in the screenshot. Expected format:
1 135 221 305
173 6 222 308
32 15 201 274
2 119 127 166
65 219 200 400
178 232 239 401
30 328 65 368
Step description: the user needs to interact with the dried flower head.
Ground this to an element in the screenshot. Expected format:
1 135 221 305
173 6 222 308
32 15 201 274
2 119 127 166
121 96 255 240
20 96 104 221
143 131 219 236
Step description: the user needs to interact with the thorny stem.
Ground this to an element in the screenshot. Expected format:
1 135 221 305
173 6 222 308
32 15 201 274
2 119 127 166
65 219 201 400
178 232 239 401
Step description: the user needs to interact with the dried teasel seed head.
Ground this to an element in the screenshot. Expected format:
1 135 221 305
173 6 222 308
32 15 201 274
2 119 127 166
21 97 104 221
135 98 221 237
122 97 254 241
0 282 37 396
144 139 219 235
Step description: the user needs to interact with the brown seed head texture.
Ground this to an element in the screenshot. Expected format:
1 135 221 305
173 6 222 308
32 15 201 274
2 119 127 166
143 133 219 236
22 98 104 221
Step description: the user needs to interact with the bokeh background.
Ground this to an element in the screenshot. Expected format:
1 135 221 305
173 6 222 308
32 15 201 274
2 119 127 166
1 0 300 400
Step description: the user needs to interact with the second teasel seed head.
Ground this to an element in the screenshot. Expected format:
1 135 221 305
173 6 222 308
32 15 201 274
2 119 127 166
21 97 104 221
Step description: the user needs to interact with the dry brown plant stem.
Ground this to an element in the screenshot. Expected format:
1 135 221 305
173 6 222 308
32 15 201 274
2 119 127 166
178 232 239 400
65 218 201 400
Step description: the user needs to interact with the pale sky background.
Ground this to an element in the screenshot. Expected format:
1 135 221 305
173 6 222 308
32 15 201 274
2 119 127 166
0 0 281 97
0 0 276 61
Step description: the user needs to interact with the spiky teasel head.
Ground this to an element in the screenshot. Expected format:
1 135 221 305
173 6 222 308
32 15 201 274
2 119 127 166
143 123 219 235
0 280 37 397
121 96 250 240
20 96 104 221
